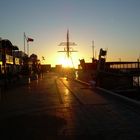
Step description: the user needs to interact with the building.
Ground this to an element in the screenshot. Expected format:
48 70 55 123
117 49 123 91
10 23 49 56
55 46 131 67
0 39 14 75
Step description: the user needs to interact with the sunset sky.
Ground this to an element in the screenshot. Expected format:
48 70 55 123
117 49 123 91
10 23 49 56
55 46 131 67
0 0 140 67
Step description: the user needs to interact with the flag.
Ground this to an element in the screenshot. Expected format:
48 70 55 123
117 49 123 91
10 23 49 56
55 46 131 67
27 37 34 42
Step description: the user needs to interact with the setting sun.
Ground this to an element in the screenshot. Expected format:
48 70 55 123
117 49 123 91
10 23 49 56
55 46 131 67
59 57 74 68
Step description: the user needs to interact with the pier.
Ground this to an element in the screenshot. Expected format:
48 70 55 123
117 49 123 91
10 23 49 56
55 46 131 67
0 72 140 139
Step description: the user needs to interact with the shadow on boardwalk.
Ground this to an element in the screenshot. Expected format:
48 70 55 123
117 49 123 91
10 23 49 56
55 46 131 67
0 112 67 140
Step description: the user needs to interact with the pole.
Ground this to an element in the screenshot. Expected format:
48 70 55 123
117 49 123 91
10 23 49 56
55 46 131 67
27 41 29 56
92 40 94 59
138 59 140 87
24 32 26 53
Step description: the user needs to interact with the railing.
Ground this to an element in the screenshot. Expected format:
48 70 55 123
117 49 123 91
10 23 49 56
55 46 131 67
106 62 140 69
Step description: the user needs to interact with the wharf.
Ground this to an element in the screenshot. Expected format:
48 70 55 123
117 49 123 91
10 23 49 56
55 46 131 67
0 72 140 139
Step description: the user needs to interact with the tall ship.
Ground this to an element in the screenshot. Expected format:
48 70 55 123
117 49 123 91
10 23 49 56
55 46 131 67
78 47 140 92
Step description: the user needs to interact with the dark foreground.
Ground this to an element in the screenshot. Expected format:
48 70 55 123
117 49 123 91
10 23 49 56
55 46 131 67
0 72 140 140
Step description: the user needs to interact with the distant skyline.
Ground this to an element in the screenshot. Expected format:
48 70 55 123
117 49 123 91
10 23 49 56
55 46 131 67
0 0 140 67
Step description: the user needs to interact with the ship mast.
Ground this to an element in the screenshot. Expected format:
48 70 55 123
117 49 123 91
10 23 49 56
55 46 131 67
92 40 94 60
58 29 78 68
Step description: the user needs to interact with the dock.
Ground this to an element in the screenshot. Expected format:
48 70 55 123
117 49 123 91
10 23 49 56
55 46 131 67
0 72 140 139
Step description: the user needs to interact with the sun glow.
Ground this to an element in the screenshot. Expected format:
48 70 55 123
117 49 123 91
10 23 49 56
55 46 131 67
59 57 73 68
45 52 80 68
